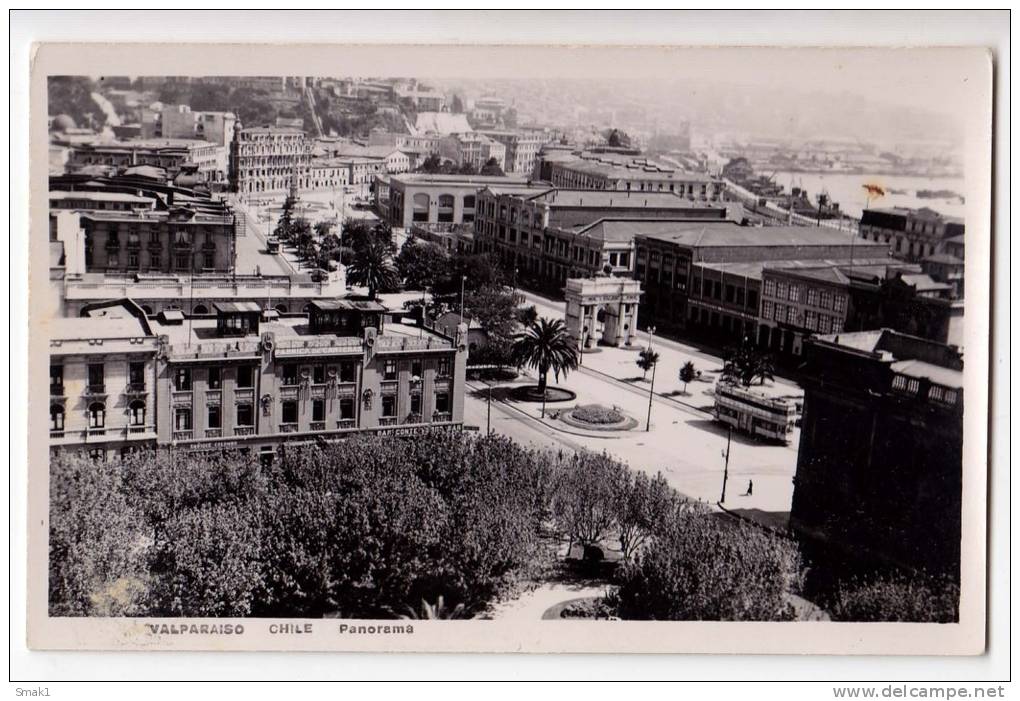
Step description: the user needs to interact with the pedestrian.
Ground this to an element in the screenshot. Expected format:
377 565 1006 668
744 480 753 496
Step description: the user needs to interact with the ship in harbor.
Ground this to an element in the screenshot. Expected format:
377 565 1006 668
776 187 844 221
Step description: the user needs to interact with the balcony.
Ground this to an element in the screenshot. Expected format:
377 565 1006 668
432 412 452 423
124 383 147 395
171 390 193 406
50 429 65 439
234 426 255 436
104 240 121 252
126 240 142 251
205 428 222 439
128 425 149 435
379 417 399 427
336 419 356 430
280 423 299 433
309 421 326 432
173 238 193 250
84 383 107 397
50 384 64 398
172 430 193 441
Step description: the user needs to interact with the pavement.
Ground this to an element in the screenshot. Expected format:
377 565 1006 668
486 583 610 621
465 287 805 530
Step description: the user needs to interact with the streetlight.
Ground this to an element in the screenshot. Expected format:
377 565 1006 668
644 325 656 432
720 425 732 504
460 274 467 320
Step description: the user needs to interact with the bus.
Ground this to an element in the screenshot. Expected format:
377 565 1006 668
713 381 797 444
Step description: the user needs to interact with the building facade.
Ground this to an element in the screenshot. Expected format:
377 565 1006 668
633 222 889 342
542 153 726 200
790 330 963 579
386 174 537 230
859 207 965 263
50 299 468 461
229 126 312 195
68 139 227 183
479 130 548 175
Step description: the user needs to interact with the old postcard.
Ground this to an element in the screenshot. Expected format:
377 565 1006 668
25 41 992 654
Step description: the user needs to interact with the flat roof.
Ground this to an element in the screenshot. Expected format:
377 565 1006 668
530 189 707 209
890 359 963 389
390 173 532 186
700 257 897 282
51 314 149 342
635 222 890 250
50 190 155 204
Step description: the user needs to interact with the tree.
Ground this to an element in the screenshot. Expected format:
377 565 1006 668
511 317 579 403
434 252 503 296
314 220 335 240
516 305 538 327
457 162 478 175
722 337 775 387
605 128 632 148
678 361 697 394
829 574 959 623
551 452 628 552
450 94 465 114
462 284 522 366
616 472 677 562
416 154 444 174
395 238 450 291
347 237 399 299
615 509 802 621
480 157 505 177
636 348 660 380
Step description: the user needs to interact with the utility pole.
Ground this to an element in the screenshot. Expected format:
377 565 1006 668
486 380 492 433
720 425 732 503
645 325 656 432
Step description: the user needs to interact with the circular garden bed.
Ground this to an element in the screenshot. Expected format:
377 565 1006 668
558 404 638 431
510 385 577 403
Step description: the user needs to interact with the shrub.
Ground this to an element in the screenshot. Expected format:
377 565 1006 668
615 511 802 621
829 573 959 623
570 404 624 425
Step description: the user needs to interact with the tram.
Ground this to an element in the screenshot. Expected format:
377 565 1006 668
713 381 797 444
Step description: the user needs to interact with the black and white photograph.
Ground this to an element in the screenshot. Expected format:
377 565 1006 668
14 13 1002 672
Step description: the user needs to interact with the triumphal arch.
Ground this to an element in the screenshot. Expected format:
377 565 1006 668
564 277 642 350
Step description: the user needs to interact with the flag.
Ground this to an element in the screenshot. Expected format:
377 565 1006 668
862 183 886 198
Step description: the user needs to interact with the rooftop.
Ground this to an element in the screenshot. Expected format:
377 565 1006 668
50 190 156 205
814 328 963 380
528 189 714 209
635 222 890 250
704 257 899 282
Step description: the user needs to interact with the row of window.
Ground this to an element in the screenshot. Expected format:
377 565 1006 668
50 362 147 395
50 399 146 432
763 280 847 313
891 374 959 406
761 302 844 333
172 358 453 392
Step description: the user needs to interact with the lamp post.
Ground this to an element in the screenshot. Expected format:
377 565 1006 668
720 425 732 504
460 274 467 320
486 380 493 433
644 325 656 432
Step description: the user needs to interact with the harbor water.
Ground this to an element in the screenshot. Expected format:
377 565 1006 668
772 171 967 220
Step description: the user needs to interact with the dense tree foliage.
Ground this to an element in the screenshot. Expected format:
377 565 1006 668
615 511 802 621
49 433 556 618
395 238 451 291
828 574 959 623
347 237 399 299
678 361 697 393
48 76 105 128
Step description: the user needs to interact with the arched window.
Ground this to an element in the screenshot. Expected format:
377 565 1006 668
437 194 456 223
88 402 105 429
275 304 288 314
50 404 64 432
192 304 209 315
129 400 146 427
411 193 430 222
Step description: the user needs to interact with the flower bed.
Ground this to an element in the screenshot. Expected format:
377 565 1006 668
559 404 638 432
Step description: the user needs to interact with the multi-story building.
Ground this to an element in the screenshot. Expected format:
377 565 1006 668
63 202 236 276
790 330 963 578
50 299 468 461
920 252 966 299
757 261 915 355
68 139 227 183
307 159 350 191
633 222 889 342
479 130 548 175
437 133 507 173
228 125 312 195
386 173 539 230
473 188 740 287
49 300 160 460
142 104 237 148
859 206 965 263
542 152 726 200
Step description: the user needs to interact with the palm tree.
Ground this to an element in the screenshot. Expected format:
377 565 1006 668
636 348 659 380
346 238 398 299
511 317 579 416
722 337 775 387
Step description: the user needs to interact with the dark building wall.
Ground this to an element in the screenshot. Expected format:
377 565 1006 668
790 337 963 579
